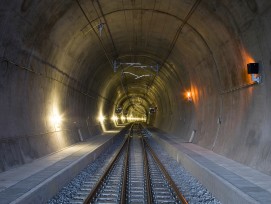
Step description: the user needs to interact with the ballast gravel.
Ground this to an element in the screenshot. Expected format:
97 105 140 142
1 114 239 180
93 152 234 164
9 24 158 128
47 136 124 204
147 137 221 204
48 134 220 204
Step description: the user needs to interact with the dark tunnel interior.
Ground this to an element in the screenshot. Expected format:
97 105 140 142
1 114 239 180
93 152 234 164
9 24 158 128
1 0 271 176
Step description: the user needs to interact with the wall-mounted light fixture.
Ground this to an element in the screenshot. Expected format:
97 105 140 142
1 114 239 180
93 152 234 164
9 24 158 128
221 62 262 94
50 107 63 131
51 113 62 130
121 115 126 122
111 115 118 121
247 63 261 83
98 114 105 123
186 91 192 101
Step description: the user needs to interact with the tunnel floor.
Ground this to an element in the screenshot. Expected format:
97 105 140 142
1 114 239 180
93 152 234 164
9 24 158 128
48 124 220 203
0 126 270 203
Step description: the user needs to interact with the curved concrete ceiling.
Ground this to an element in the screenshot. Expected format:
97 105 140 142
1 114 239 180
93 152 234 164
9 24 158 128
1 0 271 175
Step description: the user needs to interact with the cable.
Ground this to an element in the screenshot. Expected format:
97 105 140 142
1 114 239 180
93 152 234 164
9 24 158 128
147 0 202 91
75 0 114 68
0 57 114 104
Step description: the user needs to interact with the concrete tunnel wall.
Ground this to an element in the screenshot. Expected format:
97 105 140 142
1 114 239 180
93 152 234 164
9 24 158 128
0 0 271 176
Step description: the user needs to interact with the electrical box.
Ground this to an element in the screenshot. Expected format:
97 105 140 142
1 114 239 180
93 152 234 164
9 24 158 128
247 63 259 74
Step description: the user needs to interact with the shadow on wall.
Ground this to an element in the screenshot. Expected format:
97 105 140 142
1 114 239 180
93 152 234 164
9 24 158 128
0 120 105 173
0 129 78 173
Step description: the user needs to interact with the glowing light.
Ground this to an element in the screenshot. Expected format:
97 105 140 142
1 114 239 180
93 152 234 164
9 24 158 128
98 114 105 123
98 113 106 132
51 114 62 125
48 92 67 148
50 108 63 131
186 91 192 101
241 48 256 84
111 115 119 126
126 115 147 122
111 115 118 121
242 51 255 64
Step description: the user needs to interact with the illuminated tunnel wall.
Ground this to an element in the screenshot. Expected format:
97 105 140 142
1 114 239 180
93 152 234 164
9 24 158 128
0 0 271 175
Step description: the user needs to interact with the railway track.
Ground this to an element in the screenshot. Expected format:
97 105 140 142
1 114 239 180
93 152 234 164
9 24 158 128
70 123 188 204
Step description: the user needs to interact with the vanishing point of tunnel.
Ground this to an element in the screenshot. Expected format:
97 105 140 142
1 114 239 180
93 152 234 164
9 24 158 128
0 0 271 203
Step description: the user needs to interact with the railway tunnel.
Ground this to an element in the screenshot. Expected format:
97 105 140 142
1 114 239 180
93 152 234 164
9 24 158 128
0 0 271 203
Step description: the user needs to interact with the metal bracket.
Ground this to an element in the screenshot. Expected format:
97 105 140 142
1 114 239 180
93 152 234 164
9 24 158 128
251 74 262 84
113 60 159 73
97 23 105 37
123 71 152 79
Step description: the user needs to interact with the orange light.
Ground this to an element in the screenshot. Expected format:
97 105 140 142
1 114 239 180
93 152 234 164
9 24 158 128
186 91 192 101
243 52 255 64
241 48 256 83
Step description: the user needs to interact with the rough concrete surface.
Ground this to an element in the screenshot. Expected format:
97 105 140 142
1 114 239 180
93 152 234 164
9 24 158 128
0 0 271 190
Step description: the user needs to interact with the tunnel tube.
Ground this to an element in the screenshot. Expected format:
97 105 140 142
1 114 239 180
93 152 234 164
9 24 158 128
0 0 271 176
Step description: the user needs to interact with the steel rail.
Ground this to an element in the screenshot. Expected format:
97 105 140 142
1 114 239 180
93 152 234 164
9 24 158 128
82 123 187 203
140 134 153 204
143 136 188 204
120 134 130 204
83 135 130 204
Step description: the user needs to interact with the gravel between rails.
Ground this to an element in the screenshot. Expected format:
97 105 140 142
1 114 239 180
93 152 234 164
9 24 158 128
47 136 124 204
147 137 221 204
48 134 221 204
